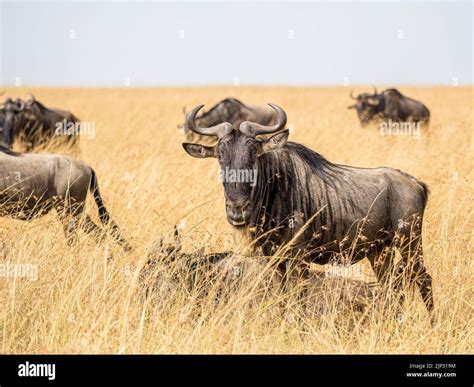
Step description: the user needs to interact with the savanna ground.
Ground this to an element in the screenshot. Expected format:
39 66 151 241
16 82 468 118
0 86 472 353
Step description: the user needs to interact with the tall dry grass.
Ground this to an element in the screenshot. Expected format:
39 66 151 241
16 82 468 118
0 86 472 353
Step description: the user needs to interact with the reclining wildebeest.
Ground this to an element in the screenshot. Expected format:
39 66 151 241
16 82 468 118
348 88 430 126
140 227 379 317
0 120 129 251
181 98 278 144
182 103 434 322
0 95 80 151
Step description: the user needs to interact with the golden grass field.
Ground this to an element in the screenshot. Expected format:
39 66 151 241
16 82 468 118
0 86 472 354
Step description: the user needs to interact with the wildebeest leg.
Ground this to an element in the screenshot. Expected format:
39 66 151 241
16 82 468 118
368 246 398 287
398 237 434 324
367 246 405 317
56 200 82 246
81 215 106 242
277 257 311 321
61 216 80 246
80 214 131 251
295 261 311 315
276 260 295 319
107 222 131 251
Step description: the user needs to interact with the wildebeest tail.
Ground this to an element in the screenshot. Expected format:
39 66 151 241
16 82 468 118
424 108 430 125
89 169 131 251
89 169 110 225
419 181 430 212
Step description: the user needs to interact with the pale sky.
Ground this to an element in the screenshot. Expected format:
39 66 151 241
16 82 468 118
0 1 472 86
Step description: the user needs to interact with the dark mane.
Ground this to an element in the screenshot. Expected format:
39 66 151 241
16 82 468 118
28 99 48 111
282 141 347 180
258 141 348 191
383 88 403 97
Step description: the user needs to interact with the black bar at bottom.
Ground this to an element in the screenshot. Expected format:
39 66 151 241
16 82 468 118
0 355 471 386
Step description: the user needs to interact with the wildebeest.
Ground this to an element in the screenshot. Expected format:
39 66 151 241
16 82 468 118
182 103 434 321
0 95 80 152
0 144 130 250
348 88 430 126
0 98 24 148
141 227 379 318
181 98 278 144
140 227 279 307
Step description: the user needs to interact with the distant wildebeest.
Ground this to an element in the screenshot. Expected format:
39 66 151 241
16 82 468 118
348 88 430 126
0 98 24 148
0 122 129 250
181 98 278 144
0 95 80 152
182 103 434 321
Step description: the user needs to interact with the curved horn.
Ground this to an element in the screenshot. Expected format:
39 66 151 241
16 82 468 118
350 90 357 100
26 93 36 106
373 86 378 95
239 103 287 137
185 104 233 138
14 99 25 111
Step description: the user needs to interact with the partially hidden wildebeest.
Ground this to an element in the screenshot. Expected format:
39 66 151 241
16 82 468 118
182 103 434 321
348 88 430 126
181 98 278 145
0 95 80 152
0 123 129 250
0 98 23 149
140 227 279 307
141 227 378 317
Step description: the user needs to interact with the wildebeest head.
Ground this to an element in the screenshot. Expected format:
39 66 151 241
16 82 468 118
348 87 384 126
182 103 288 227
0 97 25 148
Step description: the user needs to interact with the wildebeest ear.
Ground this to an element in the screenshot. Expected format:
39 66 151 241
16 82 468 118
260 129 289 154
182 143 216 158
